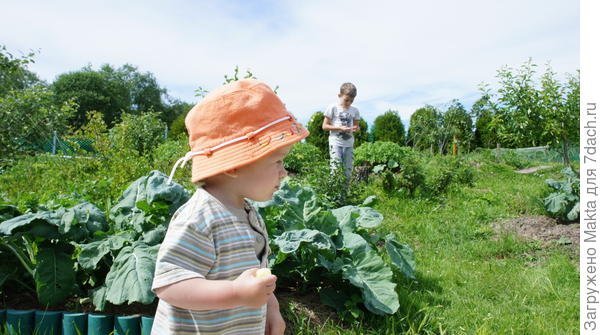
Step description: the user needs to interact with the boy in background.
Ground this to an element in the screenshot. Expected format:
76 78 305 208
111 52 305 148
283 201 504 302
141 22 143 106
152 79 309 335
322 82 360 180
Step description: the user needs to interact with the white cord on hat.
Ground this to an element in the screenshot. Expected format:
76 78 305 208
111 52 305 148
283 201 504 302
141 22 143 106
167 115 292 184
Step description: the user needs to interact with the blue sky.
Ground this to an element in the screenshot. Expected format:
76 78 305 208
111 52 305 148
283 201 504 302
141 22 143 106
1 0 579 127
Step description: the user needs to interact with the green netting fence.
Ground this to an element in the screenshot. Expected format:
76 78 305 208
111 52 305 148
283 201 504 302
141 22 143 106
498 145 579 163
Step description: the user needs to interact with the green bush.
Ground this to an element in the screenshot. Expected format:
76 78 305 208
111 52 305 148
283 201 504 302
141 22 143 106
284 142 325 174
305 111 328 156
372 110 405 144
110 112 166 156
355 141 411 169
422 156 475 195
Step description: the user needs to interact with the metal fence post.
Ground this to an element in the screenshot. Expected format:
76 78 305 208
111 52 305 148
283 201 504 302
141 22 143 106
52 131 58 155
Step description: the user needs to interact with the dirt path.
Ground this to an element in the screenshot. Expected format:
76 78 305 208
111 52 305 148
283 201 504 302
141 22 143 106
515 165 553 174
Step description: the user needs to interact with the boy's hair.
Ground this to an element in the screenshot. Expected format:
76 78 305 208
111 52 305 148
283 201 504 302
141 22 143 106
339 82 357 98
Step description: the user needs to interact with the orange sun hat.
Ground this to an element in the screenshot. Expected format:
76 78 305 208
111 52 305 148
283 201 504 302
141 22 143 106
168 79 309 184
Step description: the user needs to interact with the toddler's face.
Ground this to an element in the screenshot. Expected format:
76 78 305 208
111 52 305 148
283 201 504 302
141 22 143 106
338 94 355 108
235 145 291 202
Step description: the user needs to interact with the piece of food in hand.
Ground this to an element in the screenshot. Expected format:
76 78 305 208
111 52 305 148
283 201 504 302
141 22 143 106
255 268 271 279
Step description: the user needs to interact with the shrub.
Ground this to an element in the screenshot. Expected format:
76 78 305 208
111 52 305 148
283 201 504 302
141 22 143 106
284 142 325 174
355 141 410 169
372 110 405 144
306 111 328 156
423 156 475 196
110 112 166 156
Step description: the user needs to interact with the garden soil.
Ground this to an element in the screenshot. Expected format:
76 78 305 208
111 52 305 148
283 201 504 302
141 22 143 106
492 215 579 253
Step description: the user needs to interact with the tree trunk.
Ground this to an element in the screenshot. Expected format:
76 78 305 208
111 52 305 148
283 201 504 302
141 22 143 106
562 136 571 166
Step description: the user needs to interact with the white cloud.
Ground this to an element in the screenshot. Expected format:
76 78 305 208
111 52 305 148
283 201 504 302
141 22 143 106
0 0 579 125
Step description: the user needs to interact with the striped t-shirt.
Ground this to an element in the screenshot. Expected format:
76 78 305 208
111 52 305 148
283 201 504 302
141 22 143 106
151 188 270 335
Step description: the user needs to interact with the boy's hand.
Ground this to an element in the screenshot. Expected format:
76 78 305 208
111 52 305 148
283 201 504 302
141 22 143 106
232 268 277 308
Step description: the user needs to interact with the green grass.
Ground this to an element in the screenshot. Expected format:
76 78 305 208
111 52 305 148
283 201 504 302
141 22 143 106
285 161 578 334
0 151 578 334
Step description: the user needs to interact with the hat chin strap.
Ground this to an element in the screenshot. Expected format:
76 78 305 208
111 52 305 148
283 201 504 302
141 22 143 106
167 115 292 184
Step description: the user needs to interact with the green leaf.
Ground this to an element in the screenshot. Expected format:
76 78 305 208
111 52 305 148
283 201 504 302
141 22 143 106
142 225 167 245
110 170 190 230
0 210 63 237
60 202 108 241
332 206 383 233
341 234 399 315
373 164 386 174
274 229 335 254
91 286 107 311
361 195 377 207
77 231 135 270
104 242 159 305
385 234 416 280
544 192 567 215
34 247 76 306
567 201 580 221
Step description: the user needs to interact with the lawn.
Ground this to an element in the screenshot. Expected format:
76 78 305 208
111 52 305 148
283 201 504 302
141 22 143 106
282 160 579 334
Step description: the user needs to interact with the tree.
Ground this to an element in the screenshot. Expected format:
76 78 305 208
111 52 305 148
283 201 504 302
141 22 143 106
0 45 40 96
306 111 328 156
104 64 167 118
441 100 473 154
0 85 76 158
471 94 497 148
51 67 130 128
110 112 166 156
51 64 170 129
372 110 405 145
408 105 440 153
167 101 194 139
539 67 579 165
489 59 543 148
355 118 369 147
482 59 579 160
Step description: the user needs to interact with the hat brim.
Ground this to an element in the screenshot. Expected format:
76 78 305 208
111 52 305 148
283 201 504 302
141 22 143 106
191 119 309 183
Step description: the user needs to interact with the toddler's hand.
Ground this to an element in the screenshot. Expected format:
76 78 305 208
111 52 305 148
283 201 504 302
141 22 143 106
232 268 277 308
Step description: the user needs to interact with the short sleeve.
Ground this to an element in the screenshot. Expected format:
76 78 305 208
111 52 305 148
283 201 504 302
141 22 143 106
353 107 360 120
324 104 335 119
152 214 216 291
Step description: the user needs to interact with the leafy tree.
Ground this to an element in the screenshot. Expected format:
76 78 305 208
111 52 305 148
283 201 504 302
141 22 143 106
408 105 440 153
167 101 194 139
104 64 167 118
539 67 579 165
51 64 170 128
441 100 473 154
110 112 166 156
489 59 543 147
354 118 369 147
306 111 328 156
481 59 579 161
372 110 405 145
0 45 40 96
0 86 76 158
51 67 130 128
471 94 497 148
